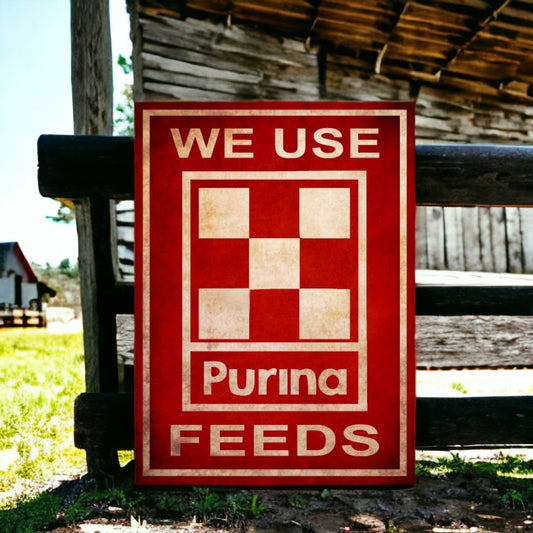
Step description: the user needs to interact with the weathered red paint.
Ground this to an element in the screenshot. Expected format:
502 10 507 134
135 102 416 486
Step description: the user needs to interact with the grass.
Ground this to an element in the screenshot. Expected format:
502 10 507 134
0 329 86 501
416 452 533 510
0 477 270 532
0 329 532 531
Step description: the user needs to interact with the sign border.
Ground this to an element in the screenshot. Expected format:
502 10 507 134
137 105 413 482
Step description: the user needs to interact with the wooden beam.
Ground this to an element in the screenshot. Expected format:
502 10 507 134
70 0 117 479
127 0 146 103
70 0 113 135
38 135 133 200
73 393 533 450
38 136 533 206
416 315 533 369
416 396 533 448
116 313 533 370
374 0 411 74
417 286 533 315
75 198 119 393
437 0 513 83
415 145 533 206
112 282 533 320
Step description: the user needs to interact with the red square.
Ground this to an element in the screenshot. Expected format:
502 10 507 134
250 289 299 341
300 239 357 289
192 239 248 288
249 181 299 238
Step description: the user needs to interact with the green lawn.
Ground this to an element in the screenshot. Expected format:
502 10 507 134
0 328 531 532
0 329 86 504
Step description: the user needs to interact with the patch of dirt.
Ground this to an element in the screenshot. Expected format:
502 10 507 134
42 471 532 533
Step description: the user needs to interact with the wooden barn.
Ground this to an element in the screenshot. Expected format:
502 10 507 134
0 242 52 327
104 0 533 279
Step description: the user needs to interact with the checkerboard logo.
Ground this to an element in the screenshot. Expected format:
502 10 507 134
182 170 365 411
196 185 353 342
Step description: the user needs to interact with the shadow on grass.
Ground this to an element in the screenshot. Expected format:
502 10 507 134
0 461 270 532
0 482 72 533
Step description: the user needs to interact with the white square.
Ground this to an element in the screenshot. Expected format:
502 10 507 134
300 289 351 339
300 188 351 238
198 288 249 339
250 238 300 289
199 188 249 238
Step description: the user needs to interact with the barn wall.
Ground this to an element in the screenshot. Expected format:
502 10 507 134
0 249 34 282
0 277 16 305
122 12 533 277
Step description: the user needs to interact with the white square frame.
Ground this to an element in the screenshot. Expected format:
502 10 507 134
182 170 367 412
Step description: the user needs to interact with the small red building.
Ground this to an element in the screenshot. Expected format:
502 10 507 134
0 242 53 327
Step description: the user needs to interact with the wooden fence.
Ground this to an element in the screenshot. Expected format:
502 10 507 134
37 136 533 478
416 206 533 273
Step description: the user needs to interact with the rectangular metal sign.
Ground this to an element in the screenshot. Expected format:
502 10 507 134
135 102 415 485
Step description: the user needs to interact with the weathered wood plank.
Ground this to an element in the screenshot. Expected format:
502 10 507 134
73 392 533 450
141 16 317 67
325 55 411 101
416 316 533 368
142 51 262 84
140 14 321 101
415 207 428 269
521 207 533 272
506 206 524 273
416 269 533 286
117 314 135 393
478 207 494 271
490 207 508 272
416 145 533 206
114 283 134 315
425 207 446 269
38 137 533 207
143 41 262 76
70 0 113 135
74 393 134 451
116 311 533 370
417 286 533 315
144 81 235 101
38 135 133 200
461 207 482 271
117 314 134 367
443 207 465 270
416 396 533 448
70 0 118 480
75 198 119 393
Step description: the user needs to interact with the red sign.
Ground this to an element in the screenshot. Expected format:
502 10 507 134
135 102 415 485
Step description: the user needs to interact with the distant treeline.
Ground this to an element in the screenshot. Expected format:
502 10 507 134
32 260 81 316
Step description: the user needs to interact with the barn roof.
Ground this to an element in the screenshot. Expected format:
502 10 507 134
137 0 533 102
0 242 37 282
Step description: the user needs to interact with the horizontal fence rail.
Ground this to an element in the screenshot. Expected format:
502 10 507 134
74 392 533 450
38 135 533 206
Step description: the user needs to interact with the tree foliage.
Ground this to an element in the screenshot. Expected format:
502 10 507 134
114 54 134 136
46 202 75 224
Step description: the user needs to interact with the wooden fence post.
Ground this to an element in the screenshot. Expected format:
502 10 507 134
70 0 120 480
